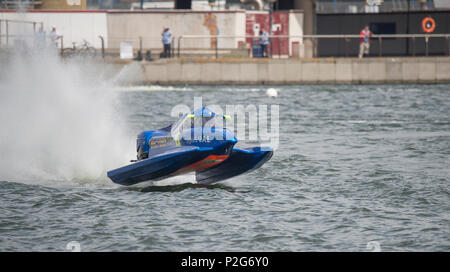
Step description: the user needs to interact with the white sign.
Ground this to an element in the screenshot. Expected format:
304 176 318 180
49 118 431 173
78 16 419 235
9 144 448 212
120 42 134 59
253 24 260 36
272 24 281 32
66 0 81 6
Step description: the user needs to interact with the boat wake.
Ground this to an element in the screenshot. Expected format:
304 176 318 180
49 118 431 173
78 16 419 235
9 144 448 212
0 48 133 187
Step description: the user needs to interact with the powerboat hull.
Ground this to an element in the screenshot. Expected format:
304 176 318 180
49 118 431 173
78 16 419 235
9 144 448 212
107 107 273 186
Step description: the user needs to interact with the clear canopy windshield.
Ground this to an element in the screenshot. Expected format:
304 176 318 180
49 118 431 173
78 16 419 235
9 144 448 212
171 114 225 139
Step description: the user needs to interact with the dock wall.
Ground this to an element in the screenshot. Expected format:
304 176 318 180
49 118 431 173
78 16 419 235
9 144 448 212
133 57 450 85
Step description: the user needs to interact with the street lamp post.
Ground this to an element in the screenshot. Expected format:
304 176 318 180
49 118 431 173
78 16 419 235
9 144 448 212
267 0 277 58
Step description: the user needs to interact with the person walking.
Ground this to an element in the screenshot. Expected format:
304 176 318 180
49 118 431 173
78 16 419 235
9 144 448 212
259 30 269 58
161 26 172 58
359 25 372 59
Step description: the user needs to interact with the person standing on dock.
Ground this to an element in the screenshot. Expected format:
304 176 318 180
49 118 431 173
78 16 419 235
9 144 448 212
358 25 373 59
259 30 269 58
49 26 62 49
161 26 172 58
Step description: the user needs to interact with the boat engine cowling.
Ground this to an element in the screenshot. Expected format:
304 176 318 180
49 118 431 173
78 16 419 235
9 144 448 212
136 131 153 160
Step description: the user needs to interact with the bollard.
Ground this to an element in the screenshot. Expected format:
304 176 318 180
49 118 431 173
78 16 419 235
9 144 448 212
135 50 143 61
145 50 152 61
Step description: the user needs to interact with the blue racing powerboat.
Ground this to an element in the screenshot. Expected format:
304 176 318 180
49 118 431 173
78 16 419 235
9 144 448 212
107 107 273 186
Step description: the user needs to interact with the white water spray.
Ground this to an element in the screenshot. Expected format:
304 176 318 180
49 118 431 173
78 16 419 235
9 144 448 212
0 47 134 185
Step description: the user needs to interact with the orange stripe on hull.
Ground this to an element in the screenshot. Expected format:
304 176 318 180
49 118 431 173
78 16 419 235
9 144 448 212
173 155 229 175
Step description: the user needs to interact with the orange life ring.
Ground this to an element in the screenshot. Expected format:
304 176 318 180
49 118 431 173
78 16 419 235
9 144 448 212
422 17 436 33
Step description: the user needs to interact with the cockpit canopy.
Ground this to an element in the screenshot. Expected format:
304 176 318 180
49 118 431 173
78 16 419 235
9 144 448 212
172 108 228 131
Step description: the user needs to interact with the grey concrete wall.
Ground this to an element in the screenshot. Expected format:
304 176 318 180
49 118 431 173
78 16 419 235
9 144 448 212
106 11 246 50
123 57 450 85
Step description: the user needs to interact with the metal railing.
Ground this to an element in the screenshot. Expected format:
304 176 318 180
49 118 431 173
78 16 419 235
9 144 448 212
107 36 176 59
0 19 106 59
2 31 449 59
175 33 450 58
303 33 450 57
0 19 44 46
176 34 290 59
59 35 107 59
0 32 105 60
65 33 450 59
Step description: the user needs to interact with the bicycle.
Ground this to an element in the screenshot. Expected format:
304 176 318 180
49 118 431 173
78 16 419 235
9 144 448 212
78 40 96 57
62 40 96 58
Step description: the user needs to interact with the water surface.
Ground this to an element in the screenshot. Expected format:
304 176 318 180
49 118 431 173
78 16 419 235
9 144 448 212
1 84 449 251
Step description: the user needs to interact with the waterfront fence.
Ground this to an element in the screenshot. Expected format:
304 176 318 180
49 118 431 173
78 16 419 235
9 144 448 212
1 20 449 59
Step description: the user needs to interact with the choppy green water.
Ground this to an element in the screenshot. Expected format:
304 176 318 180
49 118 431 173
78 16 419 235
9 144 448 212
1 84 449 251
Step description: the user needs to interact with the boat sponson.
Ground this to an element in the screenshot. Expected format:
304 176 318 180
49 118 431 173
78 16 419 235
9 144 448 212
195 147 273 185
107 146 214 186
